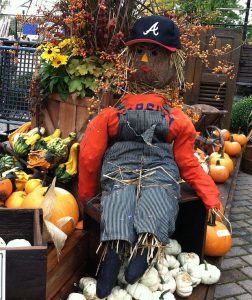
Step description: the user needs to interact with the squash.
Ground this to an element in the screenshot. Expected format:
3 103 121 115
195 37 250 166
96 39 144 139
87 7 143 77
140 267 160 292
175 272 193 298
8 121 31 146
6 239 31 247
152 290 176 300
224 139 241 156
5 191 27 208
204 212 232 257
209 160 229 183
158 272 176 293
209 151 233 173
54 143 79 183
0 237 6 246
21 185 79 236
67 293 86 300
177 252 200 266
232 133 247 146
181 262 202 287
24 178 43 194
107 286 132 300
164 239 182 256
126 283 153 300
79 277 98 300
199 261 221 284
157 255 180 270
0 178 13 201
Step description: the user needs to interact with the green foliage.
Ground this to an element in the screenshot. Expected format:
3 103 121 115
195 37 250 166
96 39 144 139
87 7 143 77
38 56 114 101
230 96 252 135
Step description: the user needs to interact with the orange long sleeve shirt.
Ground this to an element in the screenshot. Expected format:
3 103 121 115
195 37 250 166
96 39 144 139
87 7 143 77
78 94 220 209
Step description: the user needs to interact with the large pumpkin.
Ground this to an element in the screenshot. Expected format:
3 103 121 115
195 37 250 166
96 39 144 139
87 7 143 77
21 186 79 236
204 213 232 257
232 133 247 146
0 178 13 201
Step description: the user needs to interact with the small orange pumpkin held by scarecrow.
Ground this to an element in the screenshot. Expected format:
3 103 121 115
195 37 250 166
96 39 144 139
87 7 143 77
204 211 232 257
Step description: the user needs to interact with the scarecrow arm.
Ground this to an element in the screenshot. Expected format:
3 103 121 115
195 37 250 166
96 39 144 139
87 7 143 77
78 107 118 202
170 109 221 209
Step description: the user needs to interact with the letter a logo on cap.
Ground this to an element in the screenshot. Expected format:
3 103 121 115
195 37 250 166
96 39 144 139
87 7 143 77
143 22 159 36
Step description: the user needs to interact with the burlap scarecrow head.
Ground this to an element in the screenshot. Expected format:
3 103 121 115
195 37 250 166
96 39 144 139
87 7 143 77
126 15 184 90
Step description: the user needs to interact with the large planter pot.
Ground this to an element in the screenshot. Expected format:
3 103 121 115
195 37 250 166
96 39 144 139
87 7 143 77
241 143 252 175
32 92 114 141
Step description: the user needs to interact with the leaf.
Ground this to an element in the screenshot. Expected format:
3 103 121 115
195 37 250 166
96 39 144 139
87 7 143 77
84 77 97 91
69 79 83 92
77 64 89 75
49 77 59 93
66 58 81 75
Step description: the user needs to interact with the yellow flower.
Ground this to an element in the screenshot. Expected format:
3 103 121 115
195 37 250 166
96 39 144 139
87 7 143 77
41 47 60 61
51 54 68 68
58 39 71 48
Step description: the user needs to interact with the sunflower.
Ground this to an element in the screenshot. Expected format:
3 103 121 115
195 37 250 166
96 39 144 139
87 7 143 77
41 47 60 61
58 39 71 48
51 54 68 68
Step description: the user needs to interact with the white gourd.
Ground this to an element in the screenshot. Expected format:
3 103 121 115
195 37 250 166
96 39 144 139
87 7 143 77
152 290 176 300
182 262 202 287
164 239 182 256
199 261 221 285
126 283 153 300
175 272 193 298
6 239 31 247
156 263 169 277
177 252 200 266
140 267 160 292
158 255 180 270
0 237 6 247
159 272 176 293
169 268 181 278
67 293 86 300
107 286 132 300
79 277 98 300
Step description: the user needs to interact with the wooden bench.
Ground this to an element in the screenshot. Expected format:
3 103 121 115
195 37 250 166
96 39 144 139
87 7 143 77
83 154 242 300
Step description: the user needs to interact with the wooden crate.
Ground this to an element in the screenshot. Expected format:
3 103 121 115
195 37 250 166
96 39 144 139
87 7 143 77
46 229 89 300
31 93 114 141
0 208 47 300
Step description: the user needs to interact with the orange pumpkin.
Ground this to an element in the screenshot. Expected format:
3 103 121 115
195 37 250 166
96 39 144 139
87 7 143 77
213 129 231 141
232 134 247 146
21 186 79 236
0 178 13 201
204 213 232 256
5 191 27 208
224 140 241 156
209 151 234 173
209 160 229 183
24 179 42 194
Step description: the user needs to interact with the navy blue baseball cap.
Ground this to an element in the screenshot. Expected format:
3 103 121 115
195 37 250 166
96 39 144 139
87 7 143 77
126 15 181 52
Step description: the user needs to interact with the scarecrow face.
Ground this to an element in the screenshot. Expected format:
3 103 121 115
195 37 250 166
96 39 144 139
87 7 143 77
129 43 176 89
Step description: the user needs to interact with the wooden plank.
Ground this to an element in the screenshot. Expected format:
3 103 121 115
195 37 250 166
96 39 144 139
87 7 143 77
46 230 88 300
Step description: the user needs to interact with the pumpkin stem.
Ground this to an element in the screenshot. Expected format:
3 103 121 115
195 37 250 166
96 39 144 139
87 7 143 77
216 160 221 166
160 275 165 284
203 260 208 271
208 210 216 226
160 290 169 299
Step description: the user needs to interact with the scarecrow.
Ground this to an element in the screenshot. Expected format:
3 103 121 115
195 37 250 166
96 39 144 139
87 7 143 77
78 15 221 298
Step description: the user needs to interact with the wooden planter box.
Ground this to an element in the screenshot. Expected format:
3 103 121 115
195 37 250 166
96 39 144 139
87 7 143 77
241 144 252 174
32 93 114 141
0 208 47 300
